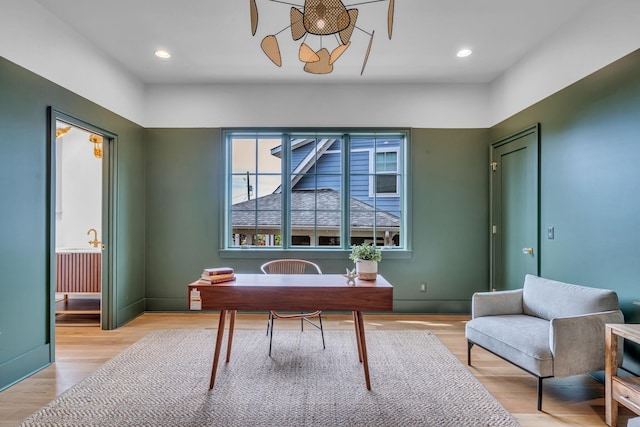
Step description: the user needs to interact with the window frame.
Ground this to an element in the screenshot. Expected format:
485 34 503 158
220 129 412 258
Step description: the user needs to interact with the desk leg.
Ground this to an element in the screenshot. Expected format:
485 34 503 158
209 309 227 389
353 311 362 362
605 326 618 427
354 310 371 390
226 310 237 363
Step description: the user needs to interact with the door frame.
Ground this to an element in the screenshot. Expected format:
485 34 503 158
489 123 540 291
47 108 118 355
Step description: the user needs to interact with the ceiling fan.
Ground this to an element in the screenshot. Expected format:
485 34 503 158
250 0 395 75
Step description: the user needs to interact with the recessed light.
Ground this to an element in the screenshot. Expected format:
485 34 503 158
154 49 171 59
457 49 472 58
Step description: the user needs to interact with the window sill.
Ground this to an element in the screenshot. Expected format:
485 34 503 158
219 248 412 260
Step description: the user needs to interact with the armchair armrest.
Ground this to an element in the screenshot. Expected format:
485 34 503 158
550 310 625 377
471 289 523 319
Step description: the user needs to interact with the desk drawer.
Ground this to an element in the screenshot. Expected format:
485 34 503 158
612 376 640 415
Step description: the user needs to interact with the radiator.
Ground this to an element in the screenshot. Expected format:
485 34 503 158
55 252 102 293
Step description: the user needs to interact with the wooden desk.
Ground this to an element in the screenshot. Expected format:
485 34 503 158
188 274 393 390
606 323 640 426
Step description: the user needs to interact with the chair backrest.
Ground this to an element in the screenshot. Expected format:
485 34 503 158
522 274 620 320
260 259 322 275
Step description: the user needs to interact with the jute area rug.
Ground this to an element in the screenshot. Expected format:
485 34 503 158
20 329 520 426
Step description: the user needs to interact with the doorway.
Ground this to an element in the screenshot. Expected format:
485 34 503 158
54 120 103 325
490 124 540 291
49 109 115 330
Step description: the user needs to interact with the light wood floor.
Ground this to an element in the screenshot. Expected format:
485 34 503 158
0 313 634 426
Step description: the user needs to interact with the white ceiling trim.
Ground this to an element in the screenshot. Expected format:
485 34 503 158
142 82 491 128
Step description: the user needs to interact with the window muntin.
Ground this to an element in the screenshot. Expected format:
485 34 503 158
226 131 406 250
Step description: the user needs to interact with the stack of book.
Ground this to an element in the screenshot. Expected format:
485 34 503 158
199 267 235 284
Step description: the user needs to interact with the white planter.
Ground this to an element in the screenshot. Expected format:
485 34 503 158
356 260 378 281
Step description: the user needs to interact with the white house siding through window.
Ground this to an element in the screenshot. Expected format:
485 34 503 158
227 132 406 249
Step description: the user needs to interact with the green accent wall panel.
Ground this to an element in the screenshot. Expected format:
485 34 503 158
0 344 50 391
405 129 490 302
112 126 147 328
143 128 490 313
144 128 223 306
491 48 640 374
0 56 145 391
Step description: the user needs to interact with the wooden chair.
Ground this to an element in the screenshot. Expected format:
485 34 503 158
260 259 325 356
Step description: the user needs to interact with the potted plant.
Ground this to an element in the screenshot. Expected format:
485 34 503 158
349 243 382 280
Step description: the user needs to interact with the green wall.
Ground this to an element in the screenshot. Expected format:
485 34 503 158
144 128 491 313
491 49 640 373
0 57 146 391
4 46 640 391
145 128 223 310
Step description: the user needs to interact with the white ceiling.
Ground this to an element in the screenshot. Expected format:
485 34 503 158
34 0 596 85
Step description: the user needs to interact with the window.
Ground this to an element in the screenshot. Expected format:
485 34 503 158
370 149 399 196
229 136 282 247
225 131 407 250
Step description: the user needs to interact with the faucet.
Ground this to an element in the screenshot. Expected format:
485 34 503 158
87 228 101 248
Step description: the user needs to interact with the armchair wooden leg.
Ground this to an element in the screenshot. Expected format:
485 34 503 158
467 340 474 366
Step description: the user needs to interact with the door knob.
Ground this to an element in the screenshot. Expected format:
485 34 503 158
522 247 534 255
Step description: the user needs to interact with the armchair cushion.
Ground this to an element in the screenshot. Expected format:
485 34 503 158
466 314 553 377
522 274 620 320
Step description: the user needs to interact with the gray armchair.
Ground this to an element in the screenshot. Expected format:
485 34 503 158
466 274 624 410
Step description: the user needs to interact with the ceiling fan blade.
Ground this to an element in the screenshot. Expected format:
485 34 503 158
360 30 374 76
250 0 258 36
299 43 320 63
387 0 394 39
290 7 306 40
303 48 333 74
261 35 282 67
329 42 350 65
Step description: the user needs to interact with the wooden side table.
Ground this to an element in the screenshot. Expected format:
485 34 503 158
606 324 640 426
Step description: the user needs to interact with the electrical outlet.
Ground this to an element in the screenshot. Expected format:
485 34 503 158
420 283 426 292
